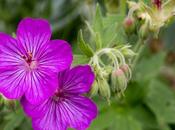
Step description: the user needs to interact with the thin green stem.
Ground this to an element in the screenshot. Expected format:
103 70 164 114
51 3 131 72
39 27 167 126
131 38 145 70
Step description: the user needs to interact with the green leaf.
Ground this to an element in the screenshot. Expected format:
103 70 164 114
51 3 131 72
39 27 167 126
145 80 175 124
72 54 90 66
103 14 126 45
125 81 147 105
89 103 142 130
102 14 126 47
134 52 165 81
101 22 118 47
92 4 104 49
94 32 102 50
113 115 142 130
17 118 32 130
4 109 25 130
77 30 94 57
114 25 127 44
88 108 116 130
103 14 124 27
93 4 103 33
130 105 159 130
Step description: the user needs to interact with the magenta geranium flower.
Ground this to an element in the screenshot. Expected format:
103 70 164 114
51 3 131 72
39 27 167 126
0 18 73 104
21 65 97 130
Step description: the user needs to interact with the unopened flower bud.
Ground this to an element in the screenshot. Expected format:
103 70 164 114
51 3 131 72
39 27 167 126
111 68 128 95
89 80 99 97
98 79 111 100
120 64 128 72
123 17 136 34
120 64 132 80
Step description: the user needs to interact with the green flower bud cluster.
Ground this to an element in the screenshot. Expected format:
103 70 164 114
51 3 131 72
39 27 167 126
126 0 175 38
89 47 133 100
75 4 135 101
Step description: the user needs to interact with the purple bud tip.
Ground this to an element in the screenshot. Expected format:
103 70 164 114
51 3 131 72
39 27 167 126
124 17 134 27
113 69 124 76
120 64 129 72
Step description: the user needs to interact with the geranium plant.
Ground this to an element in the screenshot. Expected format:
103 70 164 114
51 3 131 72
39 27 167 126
0 0 175 130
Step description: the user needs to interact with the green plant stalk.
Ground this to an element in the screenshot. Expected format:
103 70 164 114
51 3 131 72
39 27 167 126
131 38 145 70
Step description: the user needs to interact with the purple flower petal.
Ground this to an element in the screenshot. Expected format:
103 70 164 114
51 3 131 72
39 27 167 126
0 31 61 104
58 96 97 130
21 65 97 130
24 69 58 104
22 95 97 130
16 18 51 57
23 40 72 104
21 96 50 118
38 40 73 72
0 18 73 104
0 33 23 67
58 65 94 94
0 33 26 99
0 67 27 99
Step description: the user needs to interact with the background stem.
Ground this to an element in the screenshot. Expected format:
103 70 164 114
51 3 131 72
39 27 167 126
131 38 145 70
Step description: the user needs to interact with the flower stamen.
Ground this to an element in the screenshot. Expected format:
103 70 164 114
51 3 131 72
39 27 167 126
21 52 37 69
53 90 64 102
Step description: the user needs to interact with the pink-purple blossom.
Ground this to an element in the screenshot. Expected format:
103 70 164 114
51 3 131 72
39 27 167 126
21 65 98 130
0 18 73 104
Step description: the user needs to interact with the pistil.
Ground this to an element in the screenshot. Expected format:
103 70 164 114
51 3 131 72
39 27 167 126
21 52 37 69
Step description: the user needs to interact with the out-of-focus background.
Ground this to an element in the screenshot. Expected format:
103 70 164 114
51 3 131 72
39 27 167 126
1 0 175 130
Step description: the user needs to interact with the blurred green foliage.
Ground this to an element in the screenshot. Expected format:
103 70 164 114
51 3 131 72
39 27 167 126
0 0 175 130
